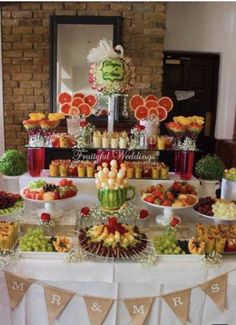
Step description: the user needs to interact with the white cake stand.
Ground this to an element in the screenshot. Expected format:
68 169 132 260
21 189 79 218
142 197 198 226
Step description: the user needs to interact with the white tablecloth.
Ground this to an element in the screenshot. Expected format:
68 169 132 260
1 257 236 325
1 173 236 324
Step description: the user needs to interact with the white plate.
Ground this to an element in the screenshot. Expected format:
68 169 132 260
141 195 198 210
194 209 236 222
21 188 78 203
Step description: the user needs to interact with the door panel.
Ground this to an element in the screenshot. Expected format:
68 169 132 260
162 51 219 153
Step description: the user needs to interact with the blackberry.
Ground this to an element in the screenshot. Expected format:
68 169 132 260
43 184 58 192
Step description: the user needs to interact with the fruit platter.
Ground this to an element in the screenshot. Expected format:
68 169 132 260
194 197 236 222
78 217 148 259
0 191 23 216
22 179 78 201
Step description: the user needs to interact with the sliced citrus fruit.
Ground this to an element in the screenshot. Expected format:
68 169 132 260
145 100 159 109
69 106 80 116
129 95 145 111
60 103 71 115
148 107 159 117
73 92 85 99
145 94 158 102
157 105 168 121
79 103 92 117
134 105 149 121
58 92 72 104
157 96 173 112
84 94 97 107
72 97 84 107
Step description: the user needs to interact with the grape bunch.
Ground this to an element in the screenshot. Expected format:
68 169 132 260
194 197 215 216
153 229 184 255
19 228 54 252
0 191 21 209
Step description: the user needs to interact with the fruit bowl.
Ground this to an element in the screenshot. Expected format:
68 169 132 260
140 181 198 225
21 179 78 216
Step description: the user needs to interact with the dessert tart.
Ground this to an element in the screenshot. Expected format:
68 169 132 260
78 217 147 259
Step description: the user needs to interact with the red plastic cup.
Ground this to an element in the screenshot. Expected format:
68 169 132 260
174 151 181 175
27 147 45 177
180 151 195 180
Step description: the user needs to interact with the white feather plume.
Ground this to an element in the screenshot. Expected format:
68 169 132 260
87 38 120 63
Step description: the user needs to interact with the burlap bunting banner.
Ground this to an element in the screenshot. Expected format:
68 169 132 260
123 297 154 325
44 286 75 325
84 296 114 325
200 273 227 312
163 288 191 325
4 271 35 310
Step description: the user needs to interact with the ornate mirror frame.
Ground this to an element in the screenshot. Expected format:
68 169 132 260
49 15 122 115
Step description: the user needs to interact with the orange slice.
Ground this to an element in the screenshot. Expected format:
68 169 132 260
79 103 92 117
157 106 168 121
134 105 149 121
145 100 159 109
148 107 159 117
84 94 97 108
158 97 173 112
58 92 72 105
72 97 84 107
129 95 145 111
60 103 71 115
145 94 158 102
69 106 80 116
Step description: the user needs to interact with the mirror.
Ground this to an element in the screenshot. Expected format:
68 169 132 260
49 16 122 115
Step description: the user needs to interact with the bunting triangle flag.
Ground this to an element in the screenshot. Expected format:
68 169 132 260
4 271 35 310
123 297 154 325
44 286 75 325
163 289 191 325
200 273 227 312
84 296 114 325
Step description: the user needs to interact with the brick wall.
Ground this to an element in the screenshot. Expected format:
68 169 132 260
1 2 166 149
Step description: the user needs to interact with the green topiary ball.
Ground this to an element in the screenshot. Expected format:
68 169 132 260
0 149 27 176
195 154 225 180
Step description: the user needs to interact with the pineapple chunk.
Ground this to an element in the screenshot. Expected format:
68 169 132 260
97 226 109 241
114 231 121 242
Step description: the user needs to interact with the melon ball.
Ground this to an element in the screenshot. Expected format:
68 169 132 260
111 167 118 173
108 171 116 178
98 170 104 179
110 159 117 167
117 171 124 179
103 167 109 175
108 178 115 186
102 162 108 168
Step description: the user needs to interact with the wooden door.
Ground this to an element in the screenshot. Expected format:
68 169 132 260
162 51 219 153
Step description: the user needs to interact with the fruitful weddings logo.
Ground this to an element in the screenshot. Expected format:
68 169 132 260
72 148 158 163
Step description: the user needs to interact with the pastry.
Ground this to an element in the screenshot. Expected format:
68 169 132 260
0 221 18 251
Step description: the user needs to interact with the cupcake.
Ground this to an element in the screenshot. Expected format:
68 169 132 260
126 162 134 179
160 163 169 179
134 162 142 178
59 160 69 177
102 131 110 148
119 131 128 149
77 162 86 177
86 161 95 177
110 132 119 148
49 160 59 177
59 134 70 148
151 163 160 179
93 130 102 148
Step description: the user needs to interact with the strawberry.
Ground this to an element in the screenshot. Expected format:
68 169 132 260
166 191 175 201
170 217 180 227
180 185 187 194
172 182 182 191
162 199 172 206
144 195 155 204
139 209 149 219
153 188 163 198
41 212 51 222
81 207 90 217
59 179 73 187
